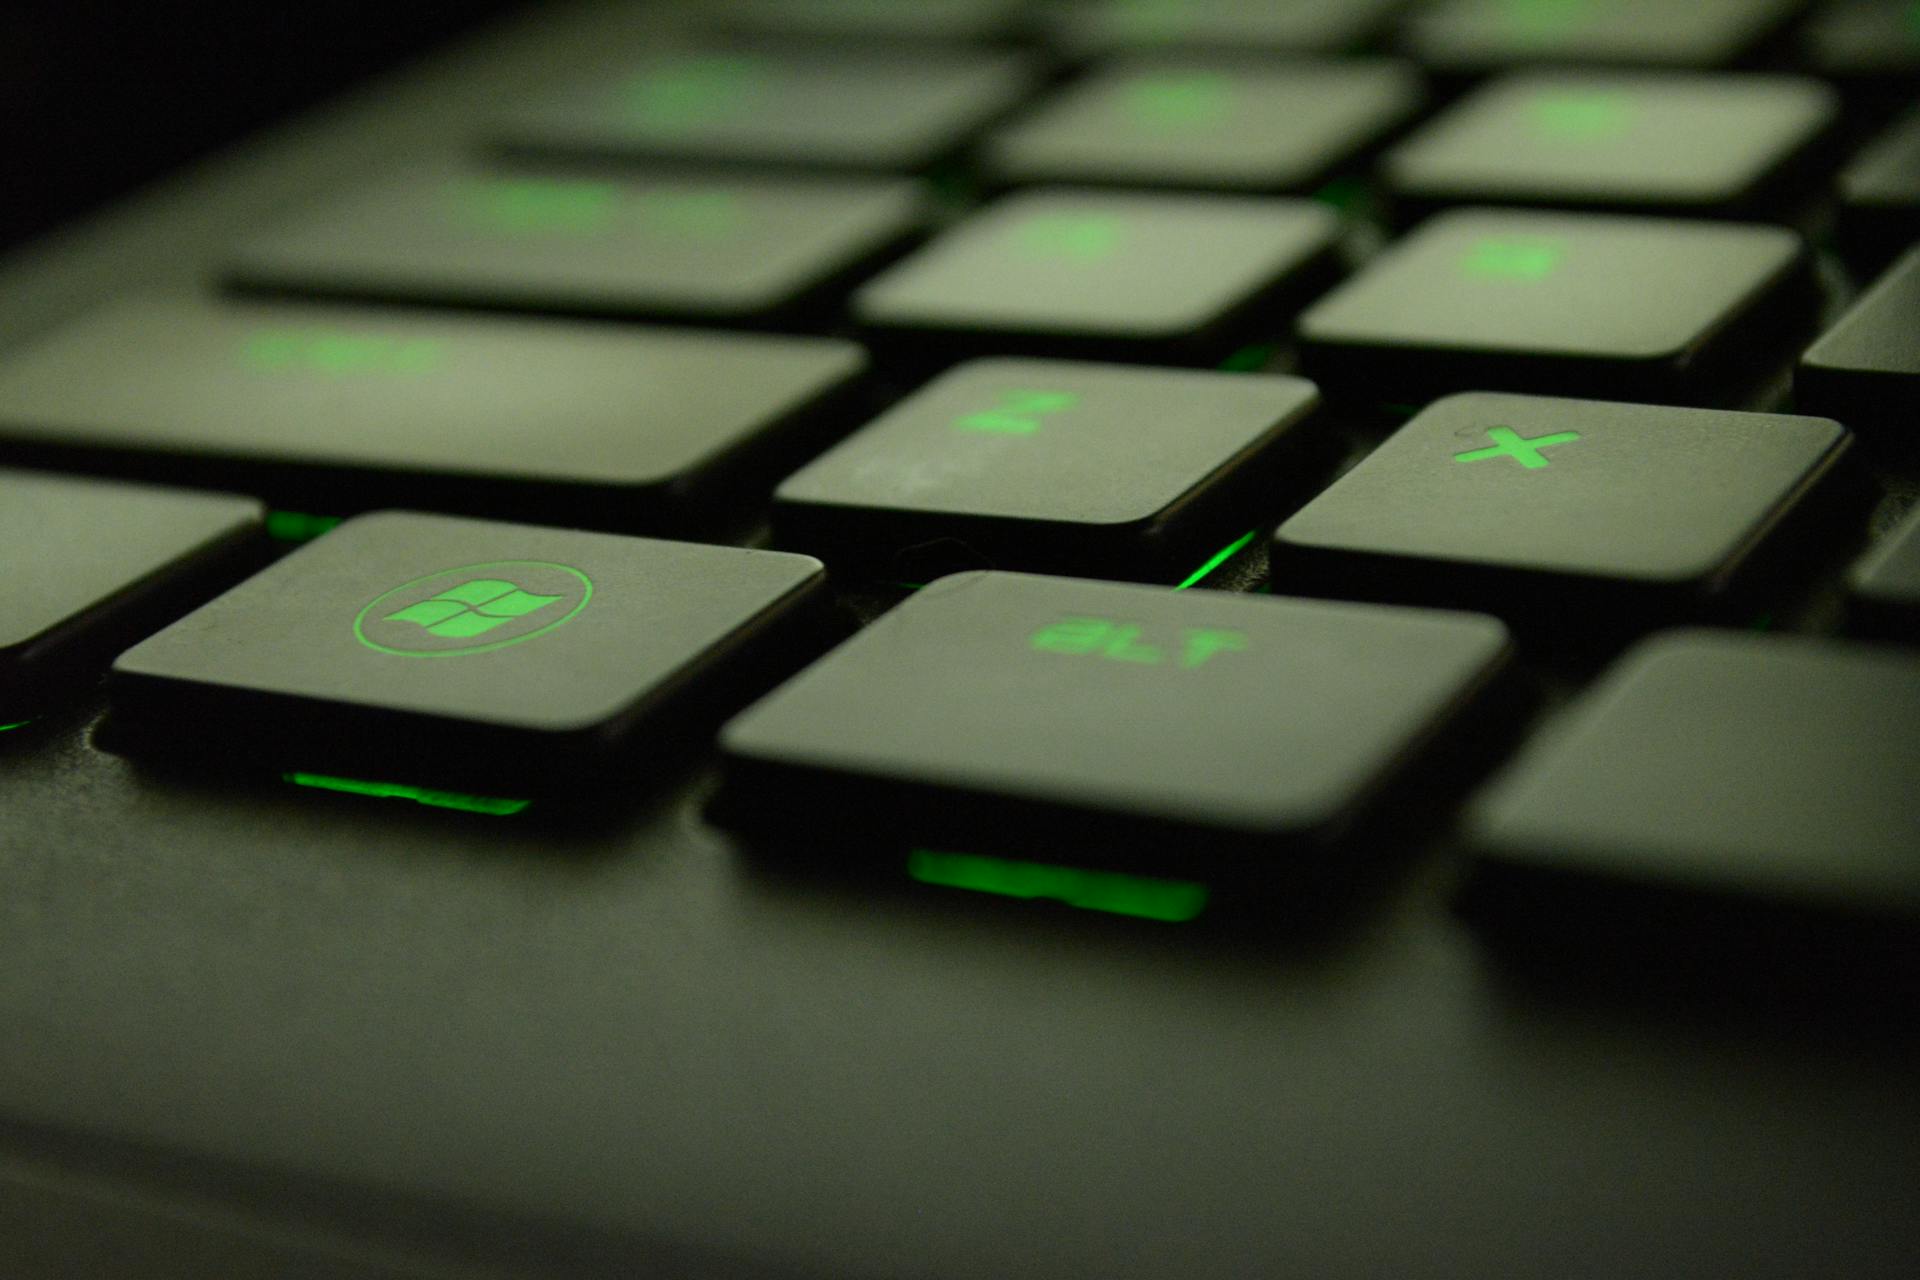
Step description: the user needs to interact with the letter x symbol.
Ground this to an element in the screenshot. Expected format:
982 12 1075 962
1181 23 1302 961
1454 425 1581 470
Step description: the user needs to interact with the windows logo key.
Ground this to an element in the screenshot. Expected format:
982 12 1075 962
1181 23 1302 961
354 560 592 657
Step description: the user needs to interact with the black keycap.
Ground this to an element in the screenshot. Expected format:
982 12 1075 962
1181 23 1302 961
852 189 1339 364
109 511 827 792
1 469 263 719
1848 502 1920 639
1380 70 1835 221
1836 105 1920 274
492 46 1035 172
714 571 1512 877
1046 0 1403 59
1295 207 1813 403
229 167 925 324
1460 630 1920 960
980 58 1421 193
1798 244 1920 434
773 359 1323 581
710 0 1031 42
1403 0 1798 73
1271 393 1852 633
0 298 864 532
1802 0 1920 85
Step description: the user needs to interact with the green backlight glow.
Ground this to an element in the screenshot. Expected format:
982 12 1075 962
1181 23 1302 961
242 329 443 376
458 178 618 235
623 55 761 128
1503 0 1590 38
954 388 1080 435
908 849 1209 923
633 189 745 238
0 720 33 733
1529 91 1633 140
1455 424 1581 470
266 511 343 543
284 772 530 815
1174 529 1257 590
1125 71 1234 131
1217 343 1276 373
1017 213 1124 262
1461 236 1565 281
1030 616 1248 668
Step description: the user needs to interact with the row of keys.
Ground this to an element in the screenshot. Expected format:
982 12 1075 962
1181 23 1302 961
217 188 1847 396
50 512 1915 950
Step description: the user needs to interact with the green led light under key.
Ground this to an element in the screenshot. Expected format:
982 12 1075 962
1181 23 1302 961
907 850 1209 923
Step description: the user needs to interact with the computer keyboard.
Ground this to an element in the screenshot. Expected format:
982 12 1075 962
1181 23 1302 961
2 3 1917 1277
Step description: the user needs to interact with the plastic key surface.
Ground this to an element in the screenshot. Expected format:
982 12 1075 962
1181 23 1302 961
853 188 1339 363
229 167 926 323
773 359 1323 581
0 297 865 531
1798 244 1920 434
493 46 1035 172
1381 70 1835 220
981 57 1422 193
1461 630 1920 957
1271 393 1851 632
0 468 263 719
1836 105 1920 273
1848 501 1920 640
109 511 827 792
1295 207 1812 403
1046 0 1404 58
1404 0 1800 73
715 571 1512 876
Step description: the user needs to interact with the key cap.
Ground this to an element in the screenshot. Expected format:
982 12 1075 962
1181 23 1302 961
1403 0 1799 74
1295 207 1814 404
229 167 926 325
1802 0 1920 86
1045 0 1403 59
108 511 827 792
710 0 1032 43
714 571 1512 877
1849 501 1920 639
1460 630 1920 963
0 297 865 532
1 469 263 719
492 46 1035 172
1798 244 1920 435
1380 71 1836 221
773 359 1323 581
1836 105 1920 275
852 189 1339 364
979 58 1422 193
1271 393 1852 634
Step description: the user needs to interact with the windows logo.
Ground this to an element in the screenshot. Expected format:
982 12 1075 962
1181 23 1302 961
383 578 562 640
354 560 593 657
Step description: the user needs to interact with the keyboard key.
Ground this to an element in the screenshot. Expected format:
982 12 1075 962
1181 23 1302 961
1295 207 1813 403
1836 105 1920 274
229 167 926 324
1 469 263 719
1798 244 1920 435
714 571 1511 875
852 189 1339 364
1802 0 1920 85
773 359 1323 581
493 46 1035 172
1461 630 1920 957
980 58 1422 193
1271 393 1852 632
710 0 1032 42
109 511 827 792
1403 0 1799 73
0 298 865 531
1849 501 1920 639
1380 71 1836 220
1046 0 1403 58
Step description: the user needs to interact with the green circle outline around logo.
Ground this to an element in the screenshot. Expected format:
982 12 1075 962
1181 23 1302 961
353 560 594 658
